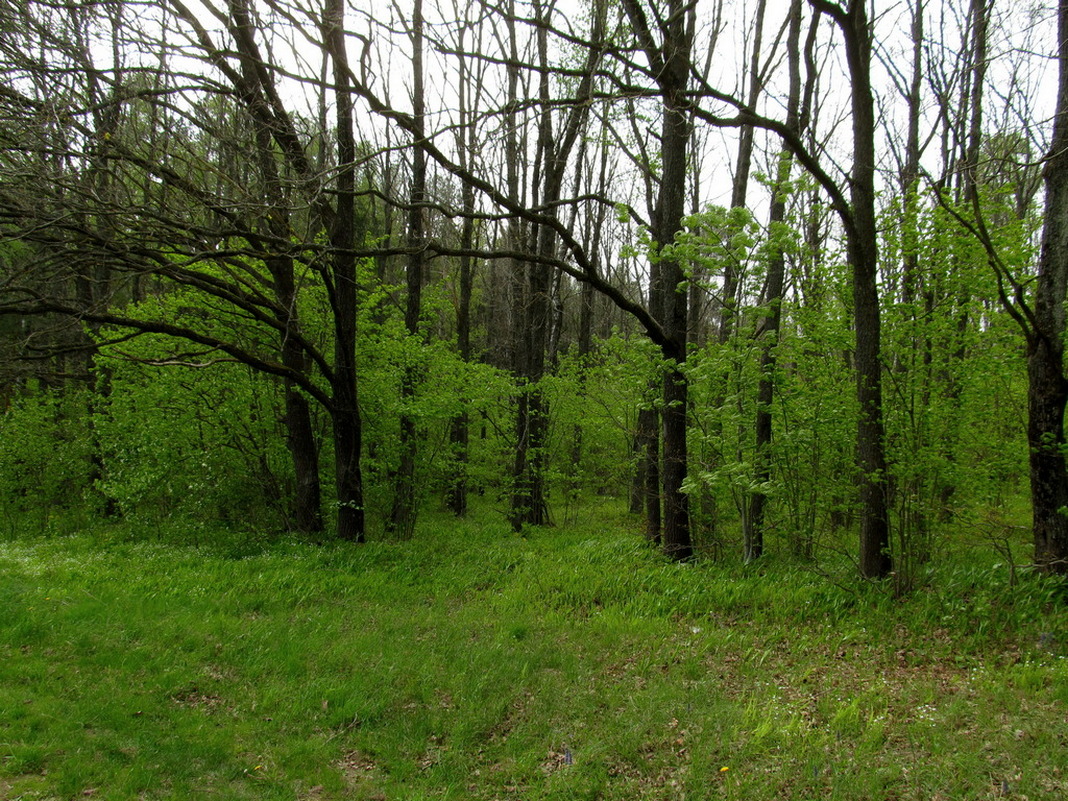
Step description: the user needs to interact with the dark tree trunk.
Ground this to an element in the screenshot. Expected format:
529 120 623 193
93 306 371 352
326 0 365 543
1027 0 1068 572
253 138 323 535
719 0 767 345
845 5 891 580
447 187 475 517
272 249 323 534
637 405 662 542
620 0 693 560
388 0 426 540
744 0 805 562
637 261 663 543
654 8 693 561
814 0 891 578
1028 340 1068 571
283 382 323 533
510 0 604 530
509 15 552 529
228 0 328 536
446 19 481 517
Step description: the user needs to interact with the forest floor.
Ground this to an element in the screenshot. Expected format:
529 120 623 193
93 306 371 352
2 501 1068 800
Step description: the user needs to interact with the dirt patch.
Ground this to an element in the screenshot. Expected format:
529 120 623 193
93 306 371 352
170 686 227 713
337 749 386 799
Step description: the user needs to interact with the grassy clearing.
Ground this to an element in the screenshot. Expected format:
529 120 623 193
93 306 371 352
3 504 1068 800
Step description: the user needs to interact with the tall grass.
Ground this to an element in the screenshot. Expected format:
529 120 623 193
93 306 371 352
2 505 1067 799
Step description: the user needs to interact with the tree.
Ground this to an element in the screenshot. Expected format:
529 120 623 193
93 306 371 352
388 0 428 540
1020 0 1068 573
808 0 891 579
743 0 808 562
620 0 695 560
0 0 373 540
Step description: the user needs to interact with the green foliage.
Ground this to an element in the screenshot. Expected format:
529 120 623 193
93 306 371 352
674 204 761 286
544 335 658 507
94 352 293 534
677 204 858 557
877 183 1032 583
0 389 95 534
89 287 304 534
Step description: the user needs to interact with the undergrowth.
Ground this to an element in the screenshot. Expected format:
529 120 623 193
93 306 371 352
2 504 1067 799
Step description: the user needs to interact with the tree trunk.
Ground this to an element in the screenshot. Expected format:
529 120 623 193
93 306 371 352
447 188 475 517
654 5 693 561
446 18 481 517
326 0 365 543
255 149 323 535
388 0 426 540
719 0 768 344
510 0 604 530
1027 0 1068 572
744 0 804 562
637 405 662 541
272 251 323 534
813 0 891 578
1027 340 1068 571
229 0 327 535
619 0 694 560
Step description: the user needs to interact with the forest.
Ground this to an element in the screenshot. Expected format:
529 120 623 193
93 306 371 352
0 0 1066 578
5 1 1068 798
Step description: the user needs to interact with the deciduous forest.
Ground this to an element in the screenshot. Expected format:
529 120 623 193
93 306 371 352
3 1 1068 795
3 0 1065 581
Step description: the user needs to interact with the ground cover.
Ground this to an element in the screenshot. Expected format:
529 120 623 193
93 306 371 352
2 504 1068 800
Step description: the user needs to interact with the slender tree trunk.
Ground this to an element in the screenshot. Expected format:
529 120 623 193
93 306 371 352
326 0 365 542
892 0 930 570
388 0 426 539
270 246 323 534
227 0 327 535
72 4 122 517
516 19 554 526
250 115 323 535
447 174 475 517
566 140 604 506
510 0 604 530
446 18 482 517
637 262 663 543
813 0 891 578
719 0 768 344
744 0 804 562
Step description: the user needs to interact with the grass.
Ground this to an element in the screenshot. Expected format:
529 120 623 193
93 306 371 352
3 502 1068 800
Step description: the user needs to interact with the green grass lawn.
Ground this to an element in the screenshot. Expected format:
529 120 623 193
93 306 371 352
3 504 1068 800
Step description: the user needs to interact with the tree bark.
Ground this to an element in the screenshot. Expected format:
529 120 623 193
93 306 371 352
744 0 805 562
811 0 891 578
620 0 694 560
1027 0 1068 572
719 0 768 344
388 0 427 540
218 0 327 532
325 0 365 542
